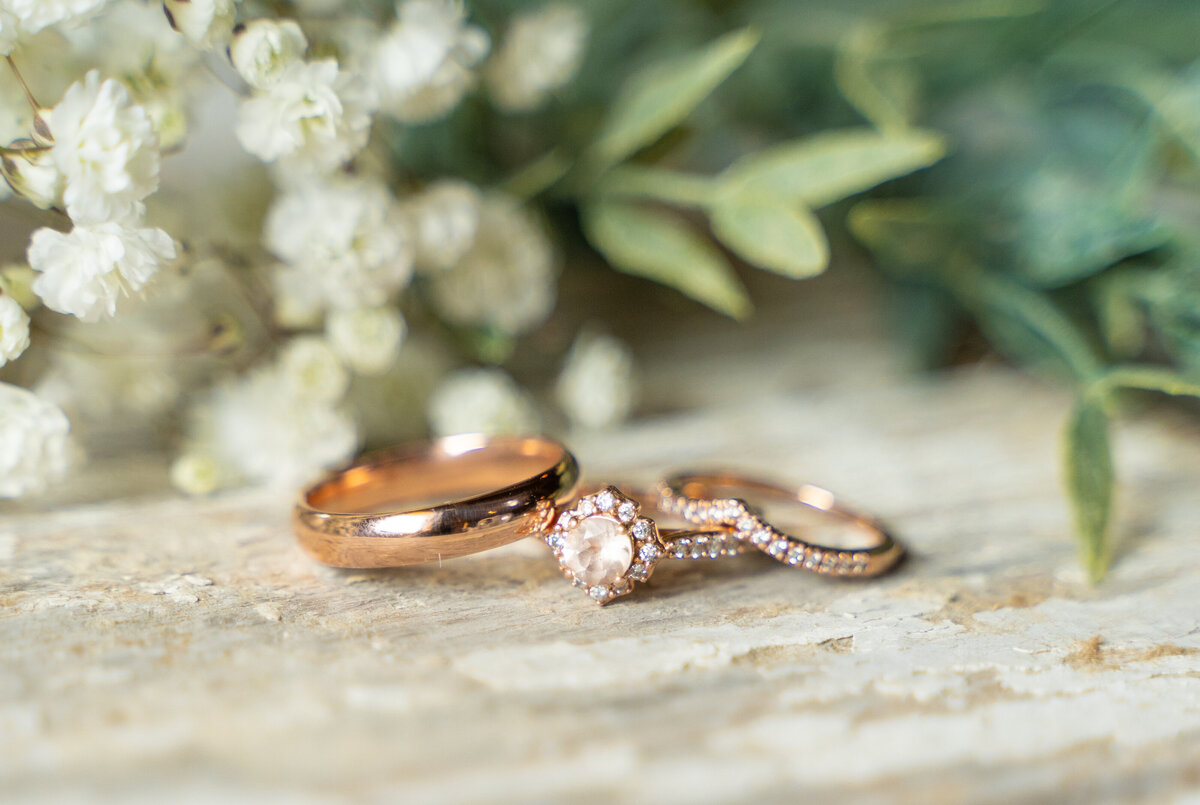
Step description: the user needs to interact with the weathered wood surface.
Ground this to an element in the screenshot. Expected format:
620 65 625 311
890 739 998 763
4 273 1200 803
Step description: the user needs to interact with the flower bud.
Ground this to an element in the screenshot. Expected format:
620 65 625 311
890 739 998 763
163 0 238 51
1 139 62 209
326 306 406 375
230 19 307 90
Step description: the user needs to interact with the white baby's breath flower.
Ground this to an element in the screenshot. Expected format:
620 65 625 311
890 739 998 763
0 140 61 208
236 58 372 174
230 19 307 90
555 331 634 430
409 179 481 271
9 0 107 34
326 306 406 375
49 71 160 225
181 364 358 489
277 335 349 403
0 293 29 367
163 0 237 50
266 176 413 309
372 0 489 123
428 366 539 437
429 192 556 336
486 4 588 113
28 222 177 321
169 450 223 496
0 381 72 498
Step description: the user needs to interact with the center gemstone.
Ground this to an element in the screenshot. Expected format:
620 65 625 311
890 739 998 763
560 515 634 587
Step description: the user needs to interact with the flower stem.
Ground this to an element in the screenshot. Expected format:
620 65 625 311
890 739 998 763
6 56 41 114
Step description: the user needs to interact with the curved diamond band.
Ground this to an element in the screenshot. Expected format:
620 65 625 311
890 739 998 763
657 473 905 578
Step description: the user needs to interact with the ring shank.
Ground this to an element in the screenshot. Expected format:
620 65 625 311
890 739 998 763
294 434 579 568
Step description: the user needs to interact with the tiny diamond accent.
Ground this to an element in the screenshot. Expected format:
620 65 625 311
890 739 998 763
616 501 636 523
577 499 596 517
546 533 564 551
588 586 609 602
631 519 652 541
751 528 772 546
629 563 649 581
769 539 789 557
736 515 756 532
595 490 616 512
639 543 661 561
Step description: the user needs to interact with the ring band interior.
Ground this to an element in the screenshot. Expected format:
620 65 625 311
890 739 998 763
305 435 570 514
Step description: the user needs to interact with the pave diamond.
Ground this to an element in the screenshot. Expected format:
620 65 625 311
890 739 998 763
638 543 661 562
616 501 636 523
577 499 596 517
631 519 652 541
559 515 634 587
595 490 616 512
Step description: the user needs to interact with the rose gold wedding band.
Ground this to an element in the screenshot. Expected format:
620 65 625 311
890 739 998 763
658 473 905 577
293 434 579 567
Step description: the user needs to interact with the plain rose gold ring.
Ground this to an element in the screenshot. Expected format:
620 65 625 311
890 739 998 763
657 473 905 578
293 434 579 568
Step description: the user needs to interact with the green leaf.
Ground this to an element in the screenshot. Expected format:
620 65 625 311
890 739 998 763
708 192 829 279
1099 365 1200 399
834 24 916 132
953 262 1104 383
721 128 946 209
586 28 759 168
848 199 955 275
1062 395 1114 583
581 201 751 319
1014 170 1168 288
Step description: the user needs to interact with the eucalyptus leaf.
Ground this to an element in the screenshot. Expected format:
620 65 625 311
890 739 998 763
834 24 915 132
586 27 760 168
581 201 751 319
1063 395 1114 583
721 128 946 209
709 192 829 278
1014 170 1168 288
1100 365 1200 399
847 199 954 276
953 263 1103 383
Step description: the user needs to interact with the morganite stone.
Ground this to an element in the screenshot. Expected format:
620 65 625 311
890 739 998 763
560 515 633 587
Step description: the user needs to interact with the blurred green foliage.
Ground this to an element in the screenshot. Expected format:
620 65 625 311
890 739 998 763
399 0 1200 578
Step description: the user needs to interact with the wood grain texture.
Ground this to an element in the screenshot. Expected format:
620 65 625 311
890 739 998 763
3 274 1200 804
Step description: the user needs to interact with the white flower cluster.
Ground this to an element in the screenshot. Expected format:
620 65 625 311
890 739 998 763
232 21 372 176
555 331 635 430
0 1 620 501
173 337 358 493
372 0 490 123
14 71 177 322
0 0 107 56
426 191 558 337
487 4 588 113
0 381 71 498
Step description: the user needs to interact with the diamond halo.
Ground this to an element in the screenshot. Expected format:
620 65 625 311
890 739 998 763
546 487 664 605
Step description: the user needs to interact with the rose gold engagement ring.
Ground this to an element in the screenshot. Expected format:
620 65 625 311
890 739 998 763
293 434 579 567
543 485 743 605
657 473 905 578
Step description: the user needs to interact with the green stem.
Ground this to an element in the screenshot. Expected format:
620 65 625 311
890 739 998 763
500 149 572 200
